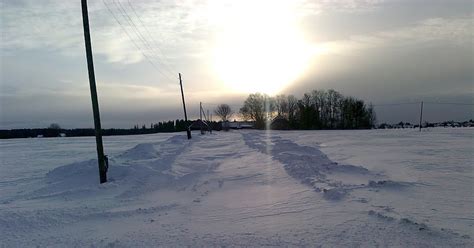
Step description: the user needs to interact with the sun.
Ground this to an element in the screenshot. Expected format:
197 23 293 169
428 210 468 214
209 0 311 95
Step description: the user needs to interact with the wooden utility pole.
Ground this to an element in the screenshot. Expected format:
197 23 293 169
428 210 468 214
81 0 107 183
179 73 191 139
200 102 203 120
419 101 424 132
200 102 204 134
210 113 213 132
207 110 212 133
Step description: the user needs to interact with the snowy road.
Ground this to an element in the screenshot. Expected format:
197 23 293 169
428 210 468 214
0 129 472 247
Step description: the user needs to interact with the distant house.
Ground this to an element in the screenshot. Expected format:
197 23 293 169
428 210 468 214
36 134 44 138
59 133 66 137
228 120 255 129
189 119 212 133
222 121 230 131
270 115 290 130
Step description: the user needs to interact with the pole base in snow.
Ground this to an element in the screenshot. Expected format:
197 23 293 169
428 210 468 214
186 129 192 139
99 172 107 184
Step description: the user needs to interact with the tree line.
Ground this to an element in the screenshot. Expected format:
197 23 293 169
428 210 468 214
236 89 376 129
1 89 376 139
0 119 222 139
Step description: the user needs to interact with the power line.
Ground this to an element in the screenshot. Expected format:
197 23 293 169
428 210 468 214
103 0 167 79
373 102 474 107
102 0 175 82
423 102 474 106
372 102 419 107
112 0 175 78
112 0 176 79
200 102 243 108
125 0 177 75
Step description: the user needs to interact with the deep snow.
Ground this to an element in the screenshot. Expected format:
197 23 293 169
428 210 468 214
0 128 472 247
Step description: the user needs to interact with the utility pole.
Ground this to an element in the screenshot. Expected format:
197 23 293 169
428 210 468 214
210 113 213 132
200 102 203 120
207 110 212 133
81 0 107 184
419 101 423 132
179 73 191 139
200 102 204 134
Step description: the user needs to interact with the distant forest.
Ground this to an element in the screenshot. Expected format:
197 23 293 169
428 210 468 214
0 120 222 139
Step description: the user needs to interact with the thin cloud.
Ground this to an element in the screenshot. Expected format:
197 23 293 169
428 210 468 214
311 17 473 56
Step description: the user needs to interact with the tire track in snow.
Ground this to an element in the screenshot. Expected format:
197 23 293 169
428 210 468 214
240 131 474 244
241 131 408 201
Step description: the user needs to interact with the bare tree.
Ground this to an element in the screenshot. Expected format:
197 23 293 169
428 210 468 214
240 93 275 129
287 95 298 123
48 123 61 130
214 104 233 121
240 93 264 125
367 103 377 127
275 94 288 118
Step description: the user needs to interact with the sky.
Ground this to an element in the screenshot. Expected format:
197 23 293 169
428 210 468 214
0 0 473 129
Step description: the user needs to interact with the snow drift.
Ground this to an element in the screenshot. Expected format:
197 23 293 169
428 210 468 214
0 129 472 247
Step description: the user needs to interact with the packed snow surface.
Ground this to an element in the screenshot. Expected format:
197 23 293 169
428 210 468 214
0 128 473 247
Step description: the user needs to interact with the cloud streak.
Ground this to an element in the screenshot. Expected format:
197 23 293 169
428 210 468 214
310 16 472 57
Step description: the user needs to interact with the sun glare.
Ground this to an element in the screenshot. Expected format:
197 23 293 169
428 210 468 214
209 0 311 95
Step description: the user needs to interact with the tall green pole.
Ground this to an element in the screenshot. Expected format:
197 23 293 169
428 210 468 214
81 0 107 183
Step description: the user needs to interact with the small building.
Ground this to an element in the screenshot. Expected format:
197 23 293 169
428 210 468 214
228 121 255 129
270 115 290 130
189 119 212 133
222 121 230 131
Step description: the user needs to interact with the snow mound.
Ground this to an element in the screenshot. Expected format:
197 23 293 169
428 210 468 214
322 188 348 200
34 159 152 200
117 143 159 160
368 180 412 189
46 159 98 183
25 135 191 200
330 163 370 174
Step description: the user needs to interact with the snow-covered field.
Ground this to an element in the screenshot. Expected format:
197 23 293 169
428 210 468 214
1 128 473 247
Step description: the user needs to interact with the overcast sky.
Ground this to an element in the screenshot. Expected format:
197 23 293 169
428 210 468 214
1 0 473 129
